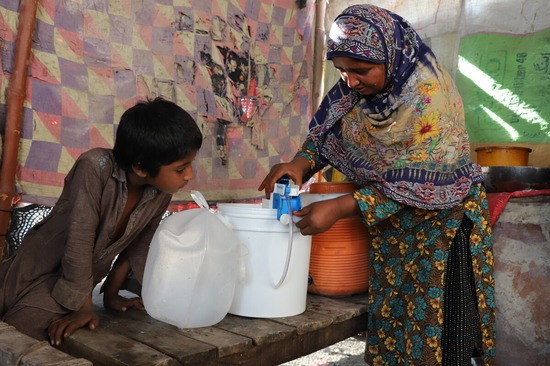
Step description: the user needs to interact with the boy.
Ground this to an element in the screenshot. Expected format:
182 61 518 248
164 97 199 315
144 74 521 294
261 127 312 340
0 97 202 346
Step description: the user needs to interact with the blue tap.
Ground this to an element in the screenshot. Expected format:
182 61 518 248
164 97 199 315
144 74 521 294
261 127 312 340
272 176 302 223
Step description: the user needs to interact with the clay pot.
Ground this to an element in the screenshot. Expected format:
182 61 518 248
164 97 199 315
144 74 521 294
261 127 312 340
302 182 370 297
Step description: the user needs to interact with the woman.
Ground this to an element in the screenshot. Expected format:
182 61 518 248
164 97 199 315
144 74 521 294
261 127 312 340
259 4 496 366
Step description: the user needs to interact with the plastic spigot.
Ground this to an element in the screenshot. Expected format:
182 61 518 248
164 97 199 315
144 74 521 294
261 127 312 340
272 176 302 222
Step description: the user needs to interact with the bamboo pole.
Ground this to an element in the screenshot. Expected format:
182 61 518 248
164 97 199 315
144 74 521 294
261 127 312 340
311 0 327 115
311 0 327 184
0 0 40 259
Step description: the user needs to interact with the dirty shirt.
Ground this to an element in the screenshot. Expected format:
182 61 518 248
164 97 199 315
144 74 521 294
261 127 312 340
0 148 171 321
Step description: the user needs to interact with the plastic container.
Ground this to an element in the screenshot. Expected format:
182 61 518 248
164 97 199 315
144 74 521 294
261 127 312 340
301 182 370 297
142 208 240 328
217 203 312 318
475 146 532 166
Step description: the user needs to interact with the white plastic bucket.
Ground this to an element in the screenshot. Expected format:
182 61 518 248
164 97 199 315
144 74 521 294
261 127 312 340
217 203 312 318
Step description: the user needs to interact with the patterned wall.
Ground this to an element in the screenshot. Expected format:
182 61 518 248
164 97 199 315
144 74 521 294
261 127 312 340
0 0 314 205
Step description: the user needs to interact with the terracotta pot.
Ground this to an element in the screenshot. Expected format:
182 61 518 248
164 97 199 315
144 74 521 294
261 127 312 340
475 146 531 166
302 182 370 297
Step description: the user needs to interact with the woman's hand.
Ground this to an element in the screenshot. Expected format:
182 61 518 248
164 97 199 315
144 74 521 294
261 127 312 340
104 293 144 312
294 194 360 236
258 156 311 198
48 296 99 346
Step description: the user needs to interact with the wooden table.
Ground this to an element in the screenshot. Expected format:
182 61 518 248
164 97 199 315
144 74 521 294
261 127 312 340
58 292 369 366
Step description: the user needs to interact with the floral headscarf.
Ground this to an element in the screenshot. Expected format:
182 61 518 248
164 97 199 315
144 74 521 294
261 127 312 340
304 4 482 209
326 4 425 120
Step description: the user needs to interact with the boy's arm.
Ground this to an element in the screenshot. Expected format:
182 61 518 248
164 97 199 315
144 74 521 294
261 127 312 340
102 256 144 311
101 202 168 312
51 154 104 311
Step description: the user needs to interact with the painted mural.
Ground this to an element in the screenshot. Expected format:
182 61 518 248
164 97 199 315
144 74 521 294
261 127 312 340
0 0 314 205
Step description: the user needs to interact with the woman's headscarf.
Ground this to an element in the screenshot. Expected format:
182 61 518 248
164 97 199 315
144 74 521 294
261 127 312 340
325 4 427 120
305 4 482 210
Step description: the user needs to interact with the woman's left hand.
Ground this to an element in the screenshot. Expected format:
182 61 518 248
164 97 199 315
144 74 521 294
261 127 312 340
294 201 339 235
293 194 361 236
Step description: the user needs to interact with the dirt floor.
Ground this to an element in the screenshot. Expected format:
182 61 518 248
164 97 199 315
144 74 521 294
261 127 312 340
280 335 484 366
280 334 367 366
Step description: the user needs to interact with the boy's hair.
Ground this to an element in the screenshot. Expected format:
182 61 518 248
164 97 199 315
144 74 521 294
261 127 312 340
113 97 202 177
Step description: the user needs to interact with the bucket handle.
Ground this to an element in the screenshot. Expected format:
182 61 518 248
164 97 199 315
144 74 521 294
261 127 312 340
274 198 294 289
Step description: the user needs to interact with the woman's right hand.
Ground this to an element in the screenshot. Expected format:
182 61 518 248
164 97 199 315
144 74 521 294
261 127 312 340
258 156 311 198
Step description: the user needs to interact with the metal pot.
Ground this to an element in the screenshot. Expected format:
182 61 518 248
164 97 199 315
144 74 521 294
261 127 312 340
481 166 550 193
475 146 531 166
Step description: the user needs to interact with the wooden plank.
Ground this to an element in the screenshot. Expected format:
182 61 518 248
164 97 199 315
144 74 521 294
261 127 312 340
95 309 218 365
268 293 369 335
217 313 368 366
22 347 93 366
111 306 253 359
77 290 369 366
305 294 368 322
215 295 369 365
184 294 370 363
92 289 254 360
0 322 92 366
214 315 296 347
264 307 334 335
179 327 252 358
0 322 38 366
60 327 179 366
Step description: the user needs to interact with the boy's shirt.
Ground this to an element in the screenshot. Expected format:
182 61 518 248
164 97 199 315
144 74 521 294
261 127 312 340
3 148 171 312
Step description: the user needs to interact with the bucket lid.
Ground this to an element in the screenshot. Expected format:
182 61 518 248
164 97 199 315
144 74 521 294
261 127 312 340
309 182 358 194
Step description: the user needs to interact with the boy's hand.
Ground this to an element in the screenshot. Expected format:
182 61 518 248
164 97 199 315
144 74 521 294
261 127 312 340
48 306 99 346
101 257 144 311
104 293 145 312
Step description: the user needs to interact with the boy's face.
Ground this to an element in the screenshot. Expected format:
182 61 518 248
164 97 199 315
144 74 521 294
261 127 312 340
146 150 197 194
